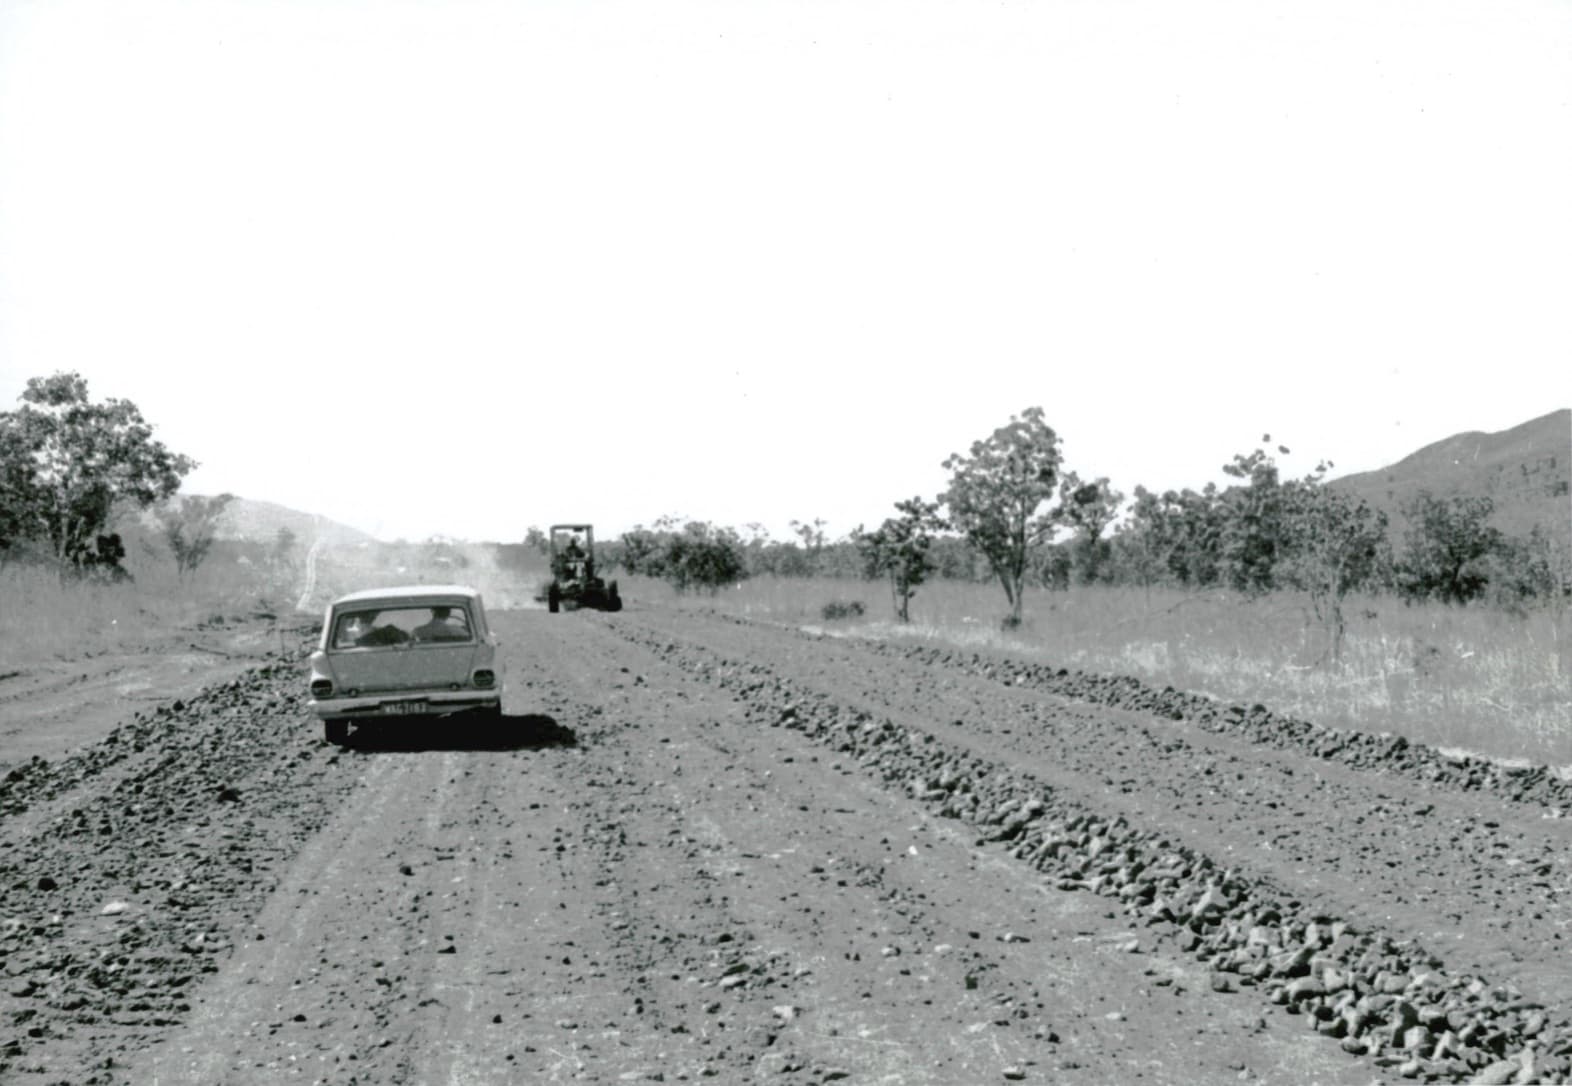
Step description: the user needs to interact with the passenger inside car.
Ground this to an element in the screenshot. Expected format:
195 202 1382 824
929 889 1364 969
413 605 471 642
357 621 409 647
333 610 409 648
333 611 376 648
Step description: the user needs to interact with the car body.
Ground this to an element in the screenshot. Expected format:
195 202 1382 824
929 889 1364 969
307 585 503 743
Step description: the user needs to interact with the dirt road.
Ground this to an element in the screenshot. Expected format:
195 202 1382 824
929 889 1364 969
1 607 1567 1084
0 617 292 767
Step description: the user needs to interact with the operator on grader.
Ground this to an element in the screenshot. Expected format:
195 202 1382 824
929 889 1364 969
545 524 622 613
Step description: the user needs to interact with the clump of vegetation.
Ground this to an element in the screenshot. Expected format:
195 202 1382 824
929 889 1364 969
857 497 946 622
0 371 311 663
594 404 1564 643
1394 492 1501 605
820 600 865 621
155 493 236 579
940 406 1064 627
1056 471 1124 586
614 517 748 594
1277 471 1388 663
1 371 194 579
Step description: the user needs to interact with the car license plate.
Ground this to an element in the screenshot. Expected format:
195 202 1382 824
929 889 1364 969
380 700 427 716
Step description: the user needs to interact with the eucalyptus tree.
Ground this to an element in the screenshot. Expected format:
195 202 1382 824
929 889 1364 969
858 497 947 622
0 371 193 573
940 407 1063 626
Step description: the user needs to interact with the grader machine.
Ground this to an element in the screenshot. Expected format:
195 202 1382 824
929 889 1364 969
545 524 622 613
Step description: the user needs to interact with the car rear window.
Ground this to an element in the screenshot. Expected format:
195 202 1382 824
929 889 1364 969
331 604 474 649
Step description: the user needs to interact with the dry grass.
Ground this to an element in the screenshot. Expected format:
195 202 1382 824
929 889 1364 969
623 574 1572 769
0 538 538 667
8 549 1566 769
0 555 286 665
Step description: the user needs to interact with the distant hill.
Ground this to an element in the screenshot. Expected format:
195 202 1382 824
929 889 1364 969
1329 409 1571 546
212 498 378 546
133 497 377 546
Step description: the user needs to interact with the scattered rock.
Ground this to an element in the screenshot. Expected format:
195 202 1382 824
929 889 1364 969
756 1052 802 1075
1284 977 1325 1004
1475 1058 1520 1085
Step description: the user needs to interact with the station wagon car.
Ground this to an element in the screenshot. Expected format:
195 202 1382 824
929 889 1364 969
307 585 504 743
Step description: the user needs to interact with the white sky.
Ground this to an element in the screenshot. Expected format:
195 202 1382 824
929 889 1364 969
1 0 1567 543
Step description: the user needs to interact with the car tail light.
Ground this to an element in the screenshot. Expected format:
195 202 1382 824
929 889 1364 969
473 669 495 689
310 679 334 698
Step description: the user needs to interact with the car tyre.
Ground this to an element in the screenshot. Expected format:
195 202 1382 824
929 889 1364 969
547 585 561 614
324 719 349 745
607 581 622 612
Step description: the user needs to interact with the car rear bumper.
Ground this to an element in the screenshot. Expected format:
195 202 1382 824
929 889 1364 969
310 689 503 720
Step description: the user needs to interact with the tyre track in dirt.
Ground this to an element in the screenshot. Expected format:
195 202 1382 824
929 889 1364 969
607 609 1572 1083
3 606 1565 1083
73 609 1354 1085
501 611 1364 1085
0 658 365 1084
854 636 1572 811
0 620 295 794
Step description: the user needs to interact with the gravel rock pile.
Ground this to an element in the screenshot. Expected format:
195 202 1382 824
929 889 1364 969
0 655 299 818
843 638 1572 809
708 614 1572 810
640 633 1569 1084
0 761 53 820
0 653 358 1083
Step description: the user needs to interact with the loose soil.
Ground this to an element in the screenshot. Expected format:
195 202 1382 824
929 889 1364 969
0 617 299 764
0 606 1567 1084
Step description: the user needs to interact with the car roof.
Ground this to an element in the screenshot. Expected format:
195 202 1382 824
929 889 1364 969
330 584 484 607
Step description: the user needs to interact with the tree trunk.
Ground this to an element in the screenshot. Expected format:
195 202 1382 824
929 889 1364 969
1006 574 1024 626
1328 596 1346 665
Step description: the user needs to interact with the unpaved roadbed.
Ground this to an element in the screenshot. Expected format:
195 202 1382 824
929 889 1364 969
0 607 1566 1084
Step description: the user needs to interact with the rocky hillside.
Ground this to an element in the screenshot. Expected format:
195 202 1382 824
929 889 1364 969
1329 409 1570 545
211 497 376 546
131 496 374 547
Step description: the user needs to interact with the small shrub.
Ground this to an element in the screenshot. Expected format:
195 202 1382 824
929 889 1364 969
821 600 865 621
